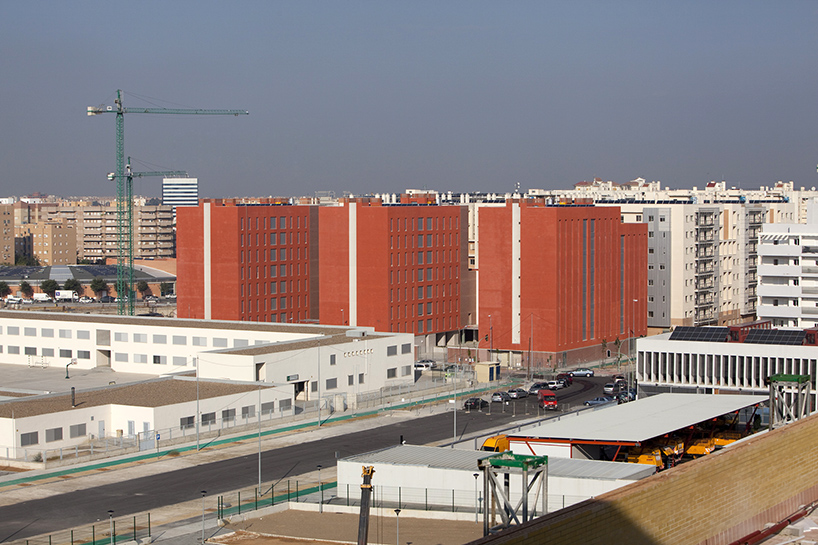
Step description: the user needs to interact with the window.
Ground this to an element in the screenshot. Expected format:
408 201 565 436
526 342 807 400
153 334 167 344
192 337 207 346
234 339 249 347
202 412 216 425
59 329 71 339
359 373 365 384
279 399 292 411
330 354 336 366
78 350 90 359
77 330 90 340
21 432 38 446
24 328 36 337
311 381 318 392
402 365 411 376
60 349 72 358
7 326 18 335
348 375 354 386
387 368 397 379
153 355 167 364
172 356 187 366
180 416 195 430
114 332 128 342
69 424 86 438
326 378 337 390
242 405 255 419
41 329 54 338
115 353 128 362
24 347 36 356
172 336 187 346
134 354 147 363
42 348 54 357
134 333 147 343
401 343 411 354
46 427 63 442
213 338 228 348
261 402 275 415
387 345 398 356
222 409 236 422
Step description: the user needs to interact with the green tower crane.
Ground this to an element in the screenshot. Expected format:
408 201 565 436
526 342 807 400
87 90 248 315
106 158 188 315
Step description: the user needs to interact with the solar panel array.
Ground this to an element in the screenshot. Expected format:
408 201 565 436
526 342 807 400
743 329 805 346
669 326 729 342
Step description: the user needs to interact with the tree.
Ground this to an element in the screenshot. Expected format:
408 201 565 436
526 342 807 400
19 281 33 298
136 280 150 298
40 279 59 298
63 278 83 294
0 281 10 298
90 276 109 297
160 282 173 296
15 255 40 266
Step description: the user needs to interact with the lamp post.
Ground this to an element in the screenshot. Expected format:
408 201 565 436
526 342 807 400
107 510 114 545
394 508 401 545
201 491 206 543
473 473 480 523
317 464 323 513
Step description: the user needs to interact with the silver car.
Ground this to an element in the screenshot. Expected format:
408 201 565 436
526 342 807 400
508 388 528 399
570 367 594 377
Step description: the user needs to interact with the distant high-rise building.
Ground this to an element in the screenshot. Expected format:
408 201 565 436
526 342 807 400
162 178 199 209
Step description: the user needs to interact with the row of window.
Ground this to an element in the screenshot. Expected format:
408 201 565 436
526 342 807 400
112 333 257 348
239 214 304 231
390 284 459 303
388 267 459 284
0 346 90 359
1 326 90 339
389 233 459 250
389 216 459 232
179 402 292 429
21 423 86 446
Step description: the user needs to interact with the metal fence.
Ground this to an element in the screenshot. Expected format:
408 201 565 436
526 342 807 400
6 513 152 545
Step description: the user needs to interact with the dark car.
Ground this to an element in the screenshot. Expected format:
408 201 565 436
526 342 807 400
99 295 115 303
584 395 615 406
556 373 573 386
464 397 489 410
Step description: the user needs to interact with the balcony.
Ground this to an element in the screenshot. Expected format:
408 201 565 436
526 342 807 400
758 284 800 298
757 304 801 319
758 264 801 277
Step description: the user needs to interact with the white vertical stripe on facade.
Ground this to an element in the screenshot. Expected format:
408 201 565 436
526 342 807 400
349 202 357 326
512 202 521 344
204 201 212 320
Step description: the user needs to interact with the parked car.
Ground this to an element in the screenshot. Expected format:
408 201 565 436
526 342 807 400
570 368 594 377
584 396 615 406
556 373 573 386
79 296 94 303
603 383 623 395
21 298 34 305
414 361 433 371
528 382 549 395
613 374 626 384
99 295 115 303
546 380 564 390
464 397 488 410
508 388 528 399
491 391 511 403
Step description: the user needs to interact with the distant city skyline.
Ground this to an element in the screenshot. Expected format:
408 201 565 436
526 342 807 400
1 2 816 199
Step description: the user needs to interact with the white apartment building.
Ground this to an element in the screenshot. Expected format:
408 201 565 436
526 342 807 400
162 177 199 209
757 204 818 328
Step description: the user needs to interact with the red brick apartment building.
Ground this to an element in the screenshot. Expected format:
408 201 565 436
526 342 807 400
476 201 647 364
177 197 646 363
176 198 470 339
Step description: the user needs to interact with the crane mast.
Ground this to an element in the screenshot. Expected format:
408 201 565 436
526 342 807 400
88 90 248 315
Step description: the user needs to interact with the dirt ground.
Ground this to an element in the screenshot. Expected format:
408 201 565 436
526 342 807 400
212 509 484 545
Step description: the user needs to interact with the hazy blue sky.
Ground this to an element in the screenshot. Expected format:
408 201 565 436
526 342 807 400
1 1 816 198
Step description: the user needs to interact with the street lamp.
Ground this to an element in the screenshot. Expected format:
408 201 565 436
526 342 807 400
473 473 480 523
201 491 206 543
394 508 401 545
317 464 323 513
107 510 114 545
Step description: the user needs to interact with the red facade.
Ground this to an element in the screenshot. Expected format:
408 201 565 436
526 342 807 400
477 202 647 354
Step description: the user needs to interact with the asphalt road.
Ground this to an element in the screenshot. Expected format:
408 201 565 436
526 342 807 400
0 375 611 541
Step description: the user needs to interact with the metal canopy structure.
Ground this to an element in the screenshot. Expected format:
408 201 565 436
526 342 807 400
769 374 811 429
478 452 548 536
510 394 768 447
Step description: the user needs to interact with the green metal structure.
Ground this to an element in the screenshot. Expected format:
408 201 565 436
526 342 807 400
477 452 548 535
88 90 248 315
106 158 188 315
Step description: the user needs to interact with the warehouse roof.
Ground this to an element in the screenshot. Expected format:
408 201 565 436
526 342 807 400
0 377 271 418
512 393 767 445
340 445 653 481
